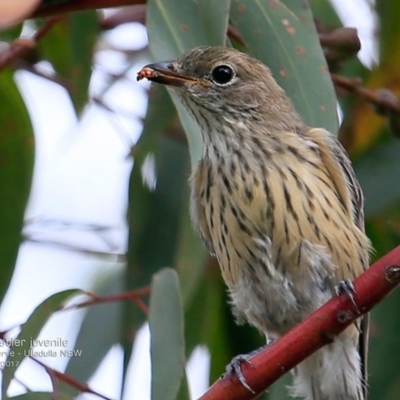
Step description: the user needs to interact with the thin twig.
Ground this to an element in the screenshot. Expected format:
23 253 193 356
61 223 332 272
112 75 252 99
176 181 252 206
32 0 145 18
0 17 62 71
63 286 151 314
331 73 400 115
32 357 114 400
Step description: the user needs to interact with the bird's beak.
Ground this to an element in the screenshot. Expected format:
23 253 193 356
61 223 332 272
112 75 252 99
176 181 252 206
137 61 205 87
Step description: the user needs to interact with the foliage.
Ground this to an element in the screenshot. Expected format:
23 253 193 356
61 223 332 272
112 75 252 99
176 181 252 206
0 0 400 399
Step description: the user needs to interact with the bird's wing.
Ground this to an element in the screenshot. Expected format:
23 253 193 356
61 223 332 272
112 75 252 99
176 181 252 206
307 128 365 232
307 128 369 396
331 139 365 232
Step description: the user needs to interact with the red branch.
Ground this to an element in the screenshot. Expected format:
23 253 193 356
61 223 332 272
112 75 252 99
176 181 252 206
32 0 145 18
32 357 113 400
63 286 151 314
199 245 400 400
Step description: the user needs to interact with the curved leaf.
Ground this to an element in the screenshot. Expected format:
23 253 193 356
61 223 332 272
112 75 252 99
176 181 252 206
146 0 230 163
345 0 400 152
2 289 81 398
146 0 206 60
0 69 34 304
308 0 341 26
355 140 400 217
199 0 231 46
230 0 338 134
369 290 400 400
174 185 208 306
124 85 190 385
149 268 187 400
147 0 230 59
37 11 98 112
65 266 124 391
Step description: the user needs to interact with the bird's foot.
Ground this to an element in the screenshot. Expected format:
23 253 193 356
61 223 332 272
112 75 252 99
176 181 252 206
223 353 255 393
222 341 274 393
335 279 360 313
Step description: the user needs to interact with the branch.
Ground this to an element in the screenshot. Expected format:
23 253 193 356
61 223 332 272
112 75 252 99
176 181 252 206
32 0 145 18
0 17 62 72
63 286 151 314
199 245 400 400
331 74 400 137
32 357 114 400
331 74 400 115
101 5 146 29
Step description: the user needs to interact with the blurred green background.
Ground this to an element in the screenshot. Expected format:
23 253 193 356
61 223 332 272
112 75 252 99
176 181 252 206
1 0 400 399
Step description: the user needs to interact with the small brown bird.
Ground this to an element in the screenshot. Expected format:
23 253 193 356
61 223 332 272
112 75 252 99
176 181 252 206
138 46 371 400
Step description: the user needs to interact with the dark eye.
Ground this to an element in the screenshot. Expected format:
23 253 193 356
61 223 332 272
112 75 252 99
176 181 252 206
211 65 235 85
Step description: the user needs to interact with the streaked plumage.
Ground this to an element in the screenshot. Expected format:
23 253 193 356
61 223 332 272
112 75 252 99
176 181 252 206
138 46 372 400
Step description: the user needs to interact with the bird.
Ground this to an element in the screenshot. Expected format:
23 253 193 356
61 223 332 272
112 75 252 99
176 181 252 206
137 46 371 400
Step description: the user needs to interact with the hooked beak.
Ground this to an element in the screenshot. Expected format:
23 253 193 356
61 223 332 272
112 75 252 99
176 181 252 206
137 61 205 87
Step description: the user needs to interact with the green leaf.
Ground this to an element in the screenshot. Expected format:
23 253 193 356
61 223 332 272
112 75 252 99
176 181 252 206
230 0 338 134
0 69 34 304
126 112 189 290
146 0 207 60
168 91 203 163
124 86 190 382
308 0 342 26
127 87 177 267
65 265 124 394
146 0 230 163
37 11 98 112
149 269 186 400
376 0 400 62
0 24 23 42
198 0 231 46
355 140 400 217
184 267 230 382
2 290 81 398
174 186 208 306
369 289 400 400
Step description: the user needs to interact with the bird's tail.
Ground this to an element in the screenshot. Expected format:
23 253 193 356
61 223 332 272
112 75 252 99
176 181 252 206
289 327 365 400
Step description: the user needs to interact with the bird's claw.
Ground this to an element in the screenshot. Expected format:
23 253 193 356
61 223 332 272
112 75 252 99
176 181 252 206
223 354 255 393
222 342 274 393
336 279 360 313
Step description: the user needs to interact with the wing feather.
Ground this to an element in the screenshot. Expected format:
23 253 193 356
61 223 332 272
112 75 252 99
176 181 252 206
306 128 369 396
307 128 365 231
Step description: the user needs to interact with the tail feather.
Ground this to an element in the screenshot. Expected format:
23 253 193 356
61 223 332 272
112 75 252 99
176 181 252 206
290 327 365 400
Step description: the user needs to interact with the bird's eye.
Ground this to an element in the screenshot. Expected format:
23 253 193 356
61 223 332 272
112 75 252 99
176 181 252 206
211 65 235 85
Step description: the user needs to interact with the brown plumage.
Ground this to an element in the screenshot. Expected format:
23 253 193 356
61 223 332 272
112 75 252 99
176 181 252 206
138 46 372 400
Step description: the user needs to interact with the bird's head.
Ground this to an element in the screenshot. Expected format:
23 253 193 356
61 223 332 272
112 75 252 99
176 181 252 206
138 46 303 134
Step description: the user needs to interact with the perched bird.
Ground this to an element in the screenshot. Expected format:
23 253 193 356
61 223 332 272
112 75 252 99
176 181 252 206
137 46 371 400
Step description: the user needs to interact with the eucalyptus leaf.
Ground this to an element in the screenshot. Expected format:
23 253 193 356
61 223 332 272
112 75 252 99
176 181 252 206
2 290 81 398
355 140 400 217
149 269 186 400
37 11 98 112
174 183 208 307
65 266 124 394
124 85 190 386
199 0 231 46
230 0 338 134
146 0 230 163
0 69 34 304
